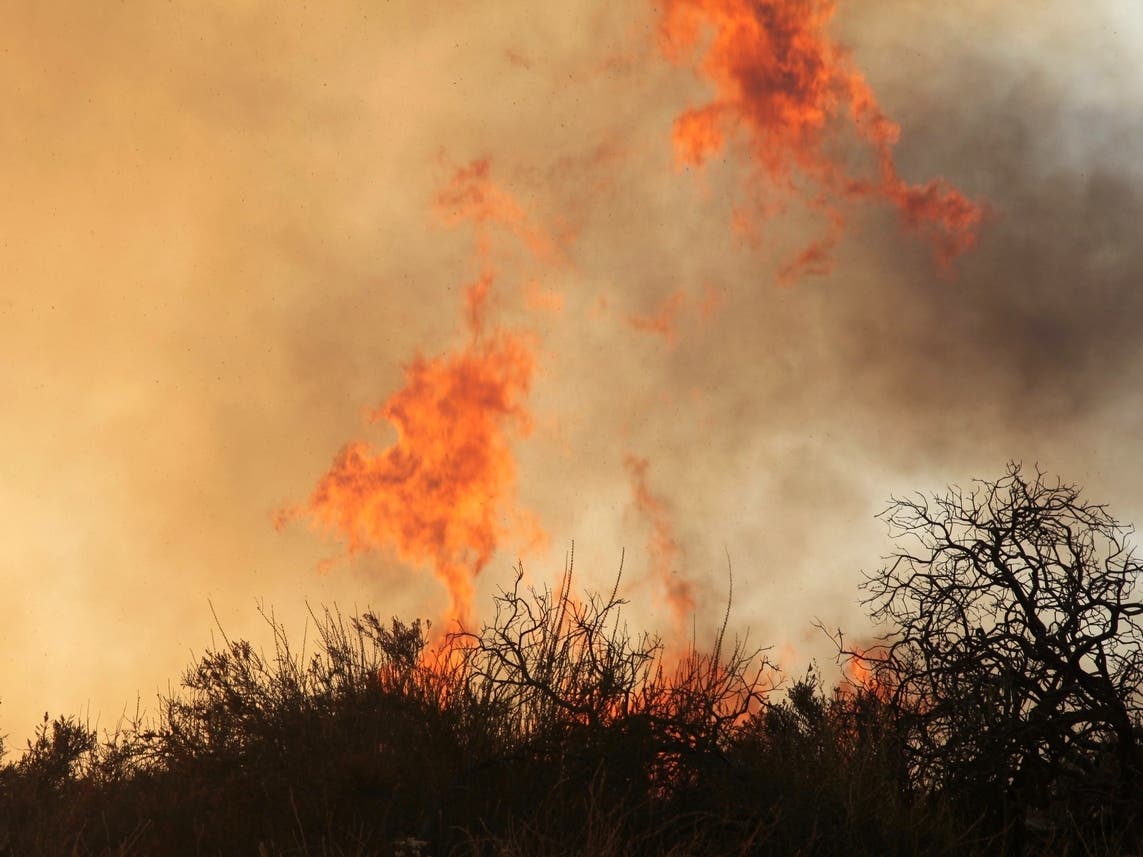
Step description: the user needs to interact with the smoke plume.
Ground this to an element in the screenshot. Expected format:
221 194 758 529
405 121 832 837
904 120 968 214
3 0 1141 750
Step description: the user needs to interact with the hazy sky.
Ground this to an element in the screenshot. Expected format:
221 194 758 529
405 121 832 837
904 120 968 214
3 0 1143 749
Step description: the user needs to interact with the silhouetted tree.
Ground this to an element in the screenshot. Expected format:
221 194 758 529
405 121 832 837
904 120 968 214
860 463 1143 847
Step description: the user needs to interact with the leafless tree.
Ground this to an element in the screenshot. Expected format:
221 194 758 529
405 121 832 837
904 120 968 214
860 463 1143 834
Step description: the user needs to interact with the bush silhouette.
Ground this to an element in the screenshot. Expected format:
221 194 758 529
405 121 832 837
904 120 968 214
1 481 1141 856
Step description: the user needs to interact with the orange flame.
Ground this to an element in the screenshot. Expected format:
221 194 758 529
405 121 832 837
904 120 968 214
838 642 894 700
281 161 555 630
625 455 696 629
284 334 539 630
844 646 875 689
659 0 986 275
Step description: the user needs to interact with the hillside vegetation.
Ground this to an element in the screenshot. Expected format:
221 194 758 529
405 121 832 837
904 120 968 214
1 465 1140 856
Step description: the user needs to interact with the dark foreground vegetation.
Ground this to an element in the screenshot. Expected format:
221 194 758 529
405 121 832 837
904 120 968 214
1 463 1141 856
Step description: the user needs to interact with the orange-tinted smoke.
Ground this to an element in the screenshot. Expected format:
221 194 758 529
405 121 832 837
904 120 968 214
434 158 558 266
659 0 985 273
282 161 555 630
628 290 686 344
625 454 696 629
435 159 564 334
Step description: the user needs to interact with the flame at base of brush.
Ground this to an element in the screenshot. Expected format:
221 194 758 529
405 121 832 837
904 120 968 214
282 331 543 630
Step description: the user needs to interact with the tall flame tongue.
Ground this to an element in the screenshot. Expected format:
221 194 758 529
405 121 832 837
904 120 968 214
298 335 535 630
281 161 547 631
660 0 985 273
625 455 696 631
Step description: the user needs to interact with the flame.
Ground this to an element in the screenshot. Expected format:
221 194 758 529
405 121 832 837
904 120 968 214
625 454 696 628
844 646 875 689
280 161 555 630
658 0 986 275
284 333 539 630
838 642 895 700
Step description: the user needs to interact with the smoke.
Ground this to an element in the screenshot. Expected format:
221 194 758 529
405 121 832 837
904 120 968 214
3 0 1142 748
810 0 1143 442
627 291 688 344
279 0 1143 650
